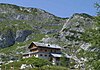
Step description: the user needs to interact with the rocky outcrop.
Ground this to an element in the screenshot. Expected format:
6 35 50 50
60 13 93 40
43 13 94 45
57 13 94 45
15 30 32 42
0 30 33 48
0 30 15 48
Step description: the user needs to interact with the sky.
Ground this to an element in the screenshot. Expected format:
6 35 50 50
0 0 99 18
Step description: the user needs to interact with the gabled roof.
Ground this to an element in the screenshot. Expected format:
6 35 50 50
32 42 61 49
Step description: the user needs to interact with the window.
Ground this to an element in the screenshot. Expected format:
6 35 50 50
54 50 56 53
40 54 43 56
45 50 47 52
40 49 42 52
45 55 47 57
49 55 50 57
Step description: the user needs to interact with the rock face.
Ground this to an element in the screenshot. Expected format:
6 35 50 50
59 13 94 42
15 30 32 42
0 30 15 48
0 29 33 48
0 3 65 48
43 13 94 46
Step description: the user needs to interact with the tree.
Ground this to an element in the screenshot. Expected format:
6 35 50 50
81 3 100 70
95 2 100 15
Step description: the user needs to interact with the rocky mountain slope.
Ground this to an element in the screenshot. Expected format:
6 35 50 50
57 13 94 62
43 13 94 45
0 4 96 67
0 3 66 48
59 13 94 45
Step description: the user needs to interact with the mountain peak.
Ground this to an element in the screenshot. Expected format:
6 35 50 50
71 13 93 19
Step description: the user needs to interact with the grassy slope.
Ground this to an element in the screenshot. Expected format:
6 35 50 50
1 56 69 70
1 56 51 70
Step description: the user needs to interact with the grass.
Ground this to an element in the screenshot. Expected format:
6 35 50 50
0 20 33 32
1 56 51 70
0 56 69 70
44 25 62 30
0 42 25 54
